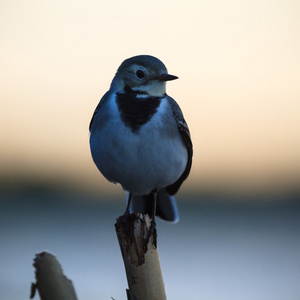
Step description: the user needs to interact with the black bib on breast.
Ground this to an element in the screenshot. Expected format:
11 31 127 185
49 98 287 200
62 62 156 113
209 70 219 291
116 86 162 133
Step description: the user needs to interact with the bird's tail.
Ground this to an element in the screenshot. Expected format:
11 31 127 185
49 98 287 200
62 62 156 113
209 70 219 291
128 189 179 223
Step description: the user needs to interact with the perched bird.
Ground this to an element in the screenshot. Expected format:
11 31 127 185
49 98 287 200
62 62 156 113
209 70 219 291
89 55 193 244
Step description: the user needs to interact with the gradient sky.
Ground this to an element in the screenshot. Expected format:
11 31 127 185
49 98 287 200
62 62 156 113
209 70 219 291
1 0 300 195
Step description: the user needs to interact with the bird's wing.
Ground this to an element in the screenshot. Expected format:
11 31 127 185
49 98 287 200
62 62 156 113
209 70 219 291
89 91 111 132
166 97 193 195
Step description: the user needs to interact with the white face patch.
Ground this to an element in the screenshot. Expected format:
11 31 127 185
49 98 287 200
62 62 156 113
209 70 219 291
130 64 147 74
132 80 166 96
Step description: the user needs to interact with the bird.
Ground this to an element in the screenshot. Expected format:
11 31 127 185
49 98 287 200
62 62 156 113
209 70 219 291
89 55 193 246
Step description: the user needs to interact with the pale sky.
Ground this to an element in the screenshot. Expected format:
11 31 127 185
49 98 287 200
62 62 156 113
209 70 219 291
1 0 300 196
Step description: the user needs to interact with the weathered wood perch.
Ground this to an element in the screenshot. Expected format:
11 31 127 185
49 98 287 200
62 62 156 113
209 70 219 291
115 213 167 300
30 252 78 300
31 214 166 300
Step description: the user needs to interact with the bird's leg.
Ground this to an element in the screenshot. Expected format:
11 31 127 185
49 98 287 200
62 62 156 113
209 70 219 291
124 193 132 216
144 189 158 248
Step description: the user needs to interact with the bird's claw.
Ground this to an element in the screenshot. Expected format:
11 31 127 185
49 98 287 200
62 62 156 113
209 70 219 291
144 218 157 249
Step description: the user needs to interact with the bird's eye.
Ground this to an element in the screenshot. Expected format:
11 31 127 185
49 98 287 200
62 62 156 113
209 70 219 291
136 70 145 79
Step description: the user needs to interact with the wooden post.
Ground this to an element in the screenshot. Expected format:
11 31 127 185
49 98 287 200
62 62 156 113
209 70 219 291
115 214 167 300
30 252 78 300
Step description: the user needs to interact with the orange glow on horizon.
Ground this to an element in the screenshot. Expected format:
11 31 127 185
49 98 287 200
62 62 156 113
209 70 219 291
1 0 300 195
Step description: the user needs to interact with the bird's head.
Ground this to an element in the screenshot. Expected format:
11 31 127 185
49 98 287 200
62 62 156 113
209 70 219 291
111 55 178 96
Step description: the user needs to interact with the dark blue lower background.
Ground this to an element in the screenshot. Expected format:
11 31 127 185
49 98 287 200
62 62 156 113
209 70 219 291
1 191 299 300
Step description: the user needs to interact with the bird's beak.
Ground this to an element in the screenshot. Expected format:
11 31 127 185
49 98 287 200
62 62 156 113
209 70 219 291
157 73 178 82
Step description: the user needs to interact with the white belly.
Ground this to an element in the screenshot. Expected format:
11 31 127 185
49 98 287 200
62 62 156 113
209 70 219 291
90 97 188 195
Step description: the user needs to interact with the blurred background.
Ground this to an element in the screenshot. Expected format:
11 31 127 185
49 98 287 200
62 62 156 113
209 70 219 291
1 0 300 299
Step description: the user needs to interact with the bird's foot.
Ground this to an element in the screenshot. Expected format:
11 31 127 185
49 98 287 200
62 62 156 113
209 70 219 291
144 217 157 249
122 211 133 241
123 213 130 239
